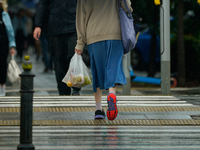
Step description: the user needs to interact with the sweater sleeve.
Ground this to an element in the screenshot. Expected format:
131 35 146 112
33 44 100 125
34 0 49 28
3 12 16 49
75 0 87 51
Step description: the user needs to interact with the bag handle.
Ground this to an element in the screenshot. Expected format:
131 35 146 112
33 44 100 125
11 54 14 60
118 0 132 18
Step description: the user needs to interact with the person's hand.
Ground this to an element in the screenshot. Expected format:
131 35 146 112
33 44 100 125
10 47 16 55
33 27 42 40
75 49 83 55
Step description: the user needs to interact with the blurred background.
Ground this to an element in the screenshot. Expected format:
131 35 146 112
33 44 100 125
131 0 200 88
6 0 200 88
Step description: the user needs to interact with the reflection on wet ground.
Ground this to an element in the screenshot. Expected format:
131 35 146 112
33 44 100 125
1 126 200 149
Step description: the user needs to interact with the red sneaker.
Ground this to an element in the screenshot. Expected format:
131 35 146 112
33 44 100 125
107 93 118 120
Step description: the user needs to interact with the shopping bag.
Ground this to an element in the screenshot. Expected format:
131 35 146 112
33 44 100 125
62 53 92 88
7 55 22 83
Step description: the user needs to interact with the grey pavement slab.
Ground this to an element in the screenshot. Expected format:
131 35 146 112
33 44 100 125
1 111 199 120
0 112 146 120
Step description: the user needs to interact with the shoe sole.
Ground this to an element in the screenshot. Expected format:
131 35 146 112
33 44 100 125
107 93 118 120
94 115 105 119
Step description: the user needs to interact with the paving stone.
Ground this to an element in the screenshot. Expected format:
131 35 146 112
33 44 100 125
145 114 192 120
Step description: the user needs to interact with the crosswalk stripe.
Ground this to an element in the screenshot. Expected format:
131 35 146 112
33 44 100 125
0 95 185 101
0 100 189 103
0 96 199 107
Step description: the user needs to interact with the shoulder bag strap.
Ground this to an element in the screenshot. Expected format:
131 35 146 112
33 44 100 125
119 0 132 18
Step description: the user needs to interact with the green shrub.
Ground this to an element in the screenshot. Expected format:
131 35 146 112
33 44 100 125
171 35 200 81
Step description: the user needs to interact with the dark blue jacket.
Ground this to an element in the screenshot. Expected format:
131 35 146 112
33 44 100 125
34 0 77 35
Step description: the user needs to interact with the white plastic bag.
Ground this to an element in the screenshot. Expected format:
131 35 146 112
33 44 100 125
62 53 92 88
7 55 21 83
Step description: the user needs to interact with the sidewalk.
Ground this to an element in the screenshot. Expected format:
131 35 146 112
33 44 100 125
5 51 200 96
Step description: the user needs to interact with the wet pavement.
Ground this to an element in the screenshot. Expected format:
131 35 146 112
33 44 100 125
1 126 200 150
1 52 200 149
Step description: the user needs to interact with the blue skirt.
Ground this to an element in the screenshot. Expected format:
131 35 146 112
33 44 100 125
87 40 127 92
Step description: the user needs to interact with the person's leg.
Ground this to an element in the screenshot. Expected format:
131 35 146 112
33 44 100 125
0 84 6 96
0 44 9 96
107 84 118 120
40 32 49 72
87 43 106 119
49 35 71 95
48 51 53 70
109 84 117 94
34 40 41 61
105 40 126 120
67 33 81 95
94 87 105 119
95 87 102 109
16 29 25 60
71 87 81 96
43 33 53 71
49 33 81 95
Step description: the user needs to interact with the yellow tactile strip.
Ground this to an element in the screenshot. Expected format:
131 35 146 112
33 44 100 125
0 119 200 126
1 107 200 113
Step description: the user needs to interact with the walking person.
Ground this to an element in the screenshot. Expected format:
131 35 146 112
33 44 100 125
33 4 53 73
33 0 81 96
12 8 28 62
40 31 53 73
0 0 16 96
75 0 133 120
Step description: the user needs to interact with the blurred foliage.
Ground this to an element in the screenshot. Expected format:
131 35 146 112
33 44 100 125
131 0 160 30
131 0 200 39
131 0 200 82
171 34 200 81
8 0 20 6
170 0 200 36
170 0 200 81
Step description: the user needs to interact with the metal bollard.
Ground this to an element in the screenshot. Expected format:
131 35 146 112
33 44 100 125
17 55 35 150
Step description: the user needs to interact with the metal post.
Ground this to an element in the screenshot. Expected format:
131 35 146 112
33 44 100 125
123 53 131 95
160 0 171 95
17 56 35 150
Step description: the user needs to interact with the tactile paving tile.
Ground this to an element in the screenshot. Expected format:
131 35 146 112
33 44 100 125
0 119 200 126
1 106 200 112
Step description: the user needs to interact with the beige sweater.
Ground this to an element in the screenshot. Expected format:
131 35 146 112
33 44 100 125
75 0 133 51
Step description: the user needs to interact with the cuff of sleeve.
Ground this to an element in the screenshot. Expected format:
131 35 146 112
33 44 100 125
9 42 16 49
34 24 42 28
75 44 85 51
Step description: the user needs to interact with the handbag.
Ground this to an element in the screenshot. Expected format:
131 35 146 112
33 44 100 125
118 0 139 54
62 53 92 88
7 55 22 83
